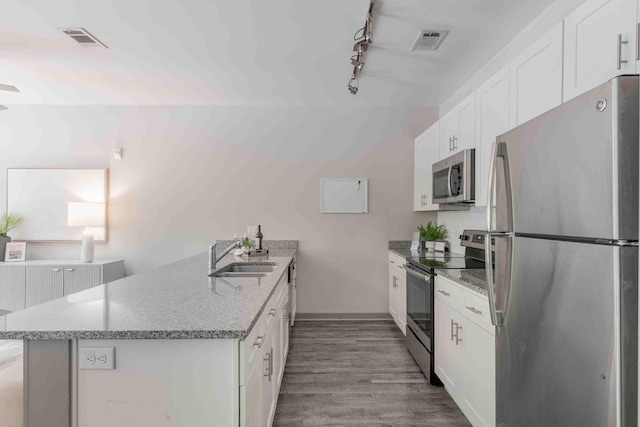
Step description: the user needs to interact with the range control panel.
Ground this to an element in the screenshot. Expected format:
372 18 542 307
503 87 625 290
460 229 495 250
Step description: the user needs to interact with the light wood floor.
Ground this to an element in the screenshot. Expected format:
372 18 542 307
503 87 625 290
274 320 471 427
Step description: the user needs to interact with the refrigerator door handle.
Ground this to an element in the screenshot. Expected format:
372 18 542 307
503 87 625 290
486 141 498 231
485 237 499 326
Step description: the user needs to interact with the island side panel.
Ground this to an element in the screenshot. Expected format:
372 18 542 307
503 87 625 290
24 340 71 427
77 339 239 427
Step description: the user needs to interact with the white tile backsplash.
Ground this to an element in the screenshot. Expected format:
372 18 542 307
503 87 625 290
437 207 486 254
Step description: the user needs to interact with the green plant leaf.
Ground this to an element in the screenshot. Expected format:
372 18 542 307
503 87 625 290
417 221 448 241
0 212 24 235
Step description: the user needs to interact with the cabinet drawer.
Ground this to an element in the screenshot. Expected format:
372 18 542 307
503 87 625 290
388 252 406 268
460 288 494 335
435 276 460 308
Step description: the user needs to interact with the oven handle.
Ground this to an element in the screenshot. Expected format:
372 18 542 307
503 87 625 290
405 264 430 281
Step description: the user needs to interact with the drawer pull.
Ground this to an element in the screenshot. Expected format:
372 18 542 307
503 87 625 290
438 290 450 297
254 336 264 348
65 268 75 272
269 308 277 317
52 268 61 272
465 306 482 315
389 260 395 264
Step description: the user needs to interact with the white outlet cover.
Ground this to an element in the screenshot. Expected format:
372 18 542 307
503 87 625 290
79 347 116 370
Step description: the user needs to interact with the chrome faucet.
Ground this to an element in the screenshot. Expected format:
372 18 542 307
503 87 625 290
209 238 242 270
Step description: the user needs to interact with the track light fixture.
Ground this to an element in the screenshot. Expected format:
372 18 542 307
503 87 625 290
347 1 374 95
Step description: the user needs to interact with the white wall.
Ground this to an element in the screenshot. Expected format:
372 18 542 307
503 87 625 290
0 105 437 314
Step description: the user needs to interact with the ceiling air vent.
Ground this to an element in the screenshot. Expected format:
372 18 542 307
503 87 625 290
59 28 108 48
410 30 448 51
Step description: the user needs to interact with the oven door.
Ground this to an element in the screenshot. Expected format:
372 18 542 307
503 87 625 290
405 264 433 350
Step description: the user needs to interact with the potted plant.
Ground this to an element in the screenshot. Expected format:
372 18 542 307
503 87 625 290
241 236 256 253
0 212 24 261
417 221 448 252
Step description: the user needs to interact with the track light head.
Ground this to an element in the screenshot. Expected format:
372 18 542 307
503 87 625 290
347 76 359 95
350 56 365 71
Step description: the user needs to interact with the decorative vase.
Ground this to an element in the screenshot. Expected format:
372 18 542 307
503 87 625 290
423 241 436 252
0 234 10 262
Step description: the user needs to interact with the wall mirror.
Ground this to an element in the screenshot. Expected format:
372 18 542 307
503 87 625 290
7 168 108 242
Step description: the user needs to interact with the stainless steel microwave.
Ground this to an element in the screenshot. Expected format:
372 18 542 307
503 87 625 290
432 149 475 204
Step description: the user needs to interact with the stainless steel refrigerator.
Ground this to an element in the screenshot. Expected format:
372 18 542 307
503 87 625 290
486 75 638 426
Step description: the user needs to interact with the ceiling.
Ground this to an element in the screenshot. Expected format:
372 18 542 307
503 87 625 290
0 0 568 106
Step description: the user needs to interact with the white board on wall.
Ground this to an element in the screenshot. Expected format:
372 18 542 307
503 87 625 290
7 168 108 242
320 178 368 214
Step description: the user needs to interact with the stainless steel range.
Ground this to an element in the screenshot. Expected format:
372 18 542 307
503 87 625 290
405 229 493 385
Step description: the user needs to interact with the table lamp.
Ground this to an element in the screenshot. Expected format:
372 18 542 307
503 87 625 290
67 202 105 263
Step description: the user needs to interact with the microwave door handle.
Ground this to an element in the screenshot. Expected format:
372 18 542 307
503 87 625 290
447 166 453 197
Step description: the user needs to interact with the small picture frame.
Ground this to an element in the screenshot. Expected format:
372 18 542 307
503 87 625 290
5 242 26 262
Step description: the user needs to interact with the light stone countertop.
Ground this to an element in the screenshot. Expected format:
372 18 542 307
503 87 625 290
0 247 296 340
434 268 489 296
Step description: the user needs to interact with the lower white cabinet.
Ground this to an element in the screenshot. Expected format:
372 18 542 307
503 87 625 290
435 275 495 427
0 260 125 312
388 252 406 334
241 274 290 427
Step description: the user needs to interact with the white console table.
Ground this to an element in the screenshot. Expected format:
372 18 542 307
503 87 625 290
0 260 125 312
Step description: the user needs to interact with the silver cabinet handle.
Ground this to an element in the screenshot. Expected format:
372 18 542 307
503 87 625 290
254 336 264 348
454 324 463 345
399 265 405 270
450 319 454 341
269 308 276 317
389 260 395 264
263 347 274 381
452 135 458 151
65 268 75 272
283 304 288 321
449 137 453 153
465 306 482 315
52 268 61 272
618 34 629 70
438 290 450 297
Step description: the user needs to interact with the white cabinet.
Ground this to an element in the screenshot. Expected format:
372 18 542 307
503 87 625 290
25 266 64 307
435 275 495 427
414 122 440 211
240 273 289 427
0 260 124 311
388 252 406 334
475 66 511 208
510 22 564 127
440 92 476 159
564 0 638 101
0 266 26 312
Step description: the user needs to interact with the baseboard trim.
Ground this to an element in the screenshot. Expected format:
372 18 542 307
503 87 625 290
295 313 393 321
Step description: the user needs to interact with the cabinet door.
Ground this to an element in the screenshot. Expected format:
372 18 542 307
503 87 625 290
388 264 397 320
455 92 476 152
510 22 564 126
241 353 263 427
413 130 430 211
63 266 102 295
463 319 496 427
475 66 511 208
396 266 407 335
424 122 441 210
261 325 277 427
26 266 64 307
280 289 290 377
0 266 26 312
435 300 464 401
564 0 637 101
440 109 458 158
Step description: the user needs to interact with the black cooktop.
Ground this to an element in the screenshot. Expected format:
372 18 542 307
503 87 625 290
407 253 485 271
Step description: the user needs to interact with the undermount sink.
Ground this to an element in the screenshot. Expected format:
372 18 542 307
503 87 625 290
210 263 276 278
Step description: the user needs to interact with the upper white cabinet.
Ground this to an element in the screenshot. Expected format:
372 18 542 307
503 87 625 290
474 66 511 208
414 122 440 212
440 92 476 159
563 0 638 101
510 22 564 127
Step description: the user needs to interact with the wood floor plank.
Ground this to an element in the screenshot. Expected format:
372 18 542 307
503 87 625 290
274 320 470 427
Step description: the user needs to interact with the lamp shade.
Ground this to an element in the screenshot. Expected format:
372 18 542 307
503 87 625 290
67 202 105 227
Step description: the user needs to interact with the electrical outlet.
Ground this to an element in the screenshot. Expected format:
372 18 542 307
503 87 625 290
79 347 116 370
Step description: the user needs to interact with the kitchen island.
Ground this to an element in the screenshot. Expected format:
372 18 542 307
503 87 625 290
0 242 297 427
